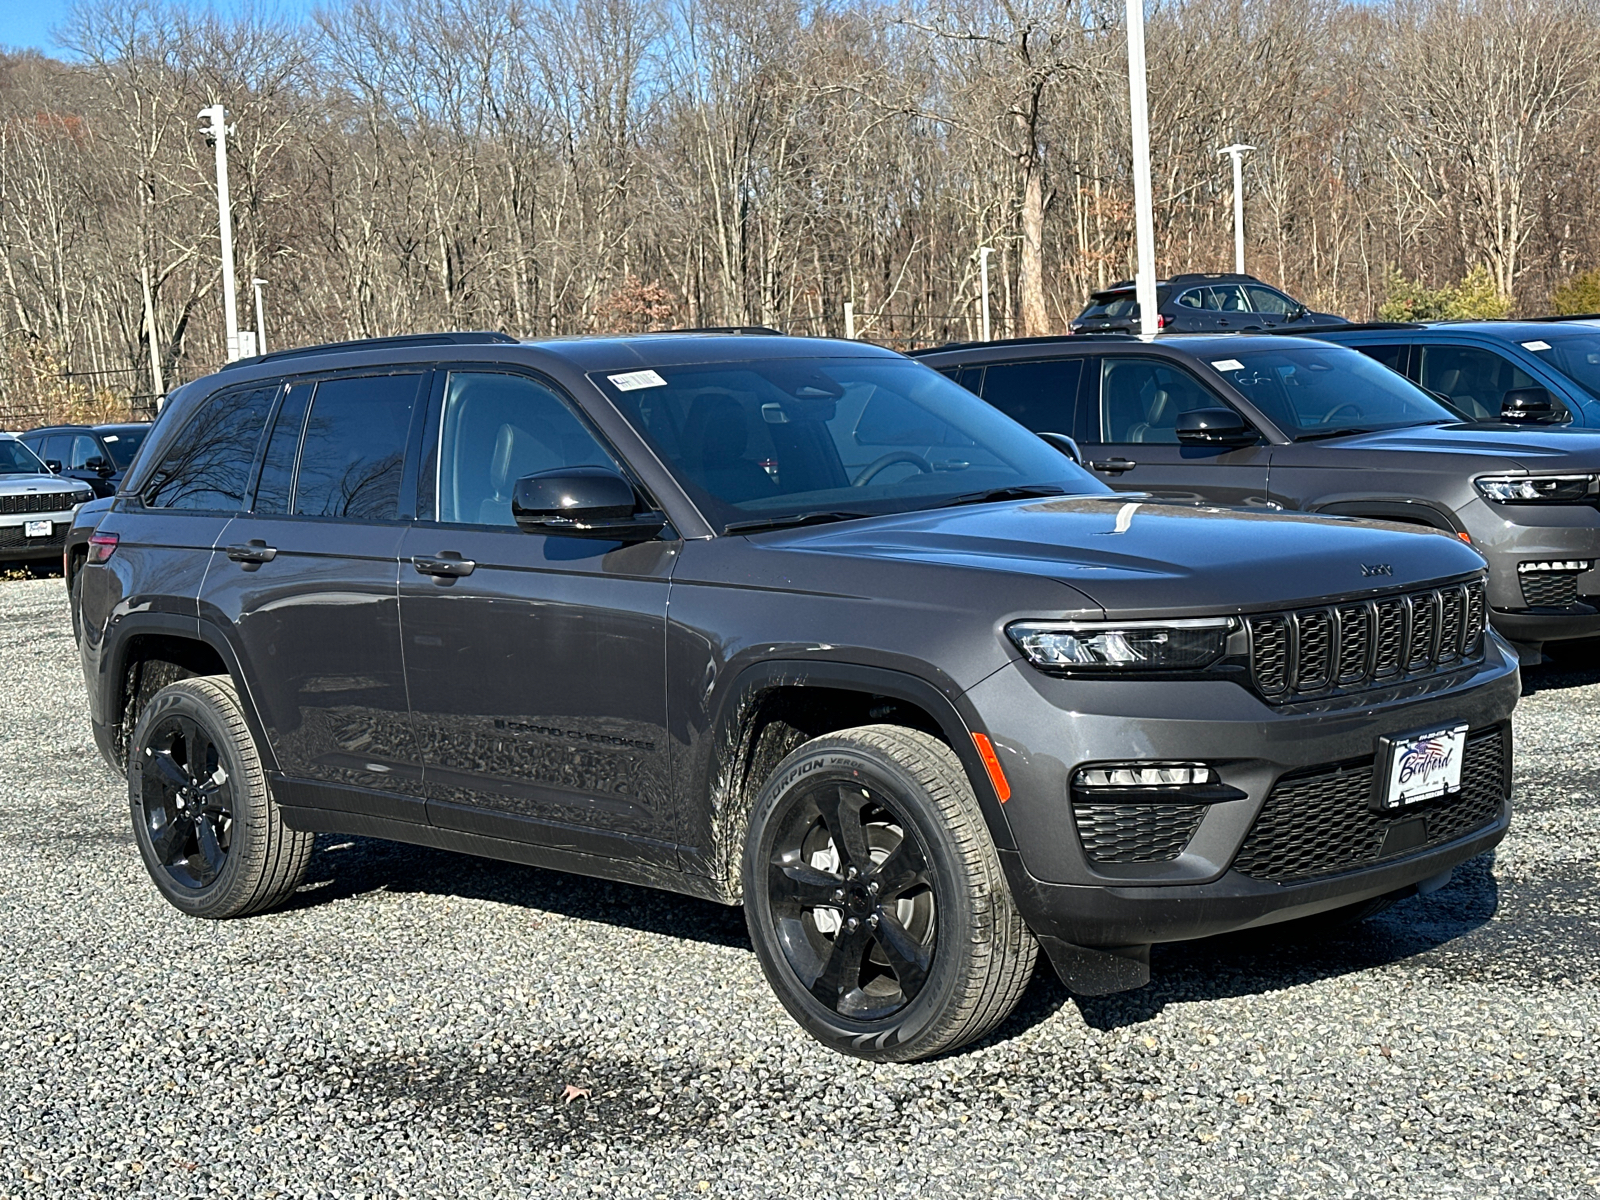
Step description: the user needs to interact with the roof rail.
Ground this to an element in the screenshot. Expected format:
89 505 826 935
647 325 786 335
907 332 1134 356
220 330 518 371
1501 313 1600 324
1275 321 1425 335
1165 272 1262 285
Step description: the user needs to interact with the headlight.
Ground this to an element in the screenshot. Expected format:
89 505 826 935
1007 617 1234 671
1475 474 1596 502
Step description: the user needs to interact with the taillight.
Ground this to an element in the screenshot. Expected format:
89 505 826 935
1156 313 1172 329
87 531 119 564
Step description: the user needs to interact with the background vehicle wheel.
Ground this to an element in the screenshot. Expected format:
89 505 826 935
742 724 1036 1062
128 676 312 919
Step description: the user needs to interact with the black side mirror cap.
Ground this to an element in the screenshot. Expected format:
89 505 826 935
1500 387 1563 423
44 459 62 472
511 466 666 542
1175 407 1256 445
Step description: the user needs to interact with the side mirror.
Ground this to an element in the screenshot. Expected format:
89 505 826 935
44 459 62 473
511 466 666 541
1500 387 1562 423
85 456 111 473
1175 407 1255 445
1290 304 1309 321
1037 431 1083 463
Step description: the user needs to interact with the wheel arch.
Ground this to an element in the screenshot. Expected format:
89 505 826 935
696 660 1016 902
1309 498 1465 535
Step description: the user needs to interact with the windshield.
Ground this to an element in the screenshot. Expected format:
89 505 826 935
1521 332 1600 401
593 356 1108 530
99 427 149 470
0 439 50 476
1206 344 1459 437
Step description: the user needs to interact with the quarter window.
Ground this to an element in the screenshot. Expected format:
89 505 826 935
291 374 421 520
142 384 279 511
433 371 618 526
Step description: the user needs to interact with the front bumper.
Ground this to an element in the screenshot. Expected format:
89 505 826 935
1463 494 1600 643
966 631 1519 959
0 513 76 562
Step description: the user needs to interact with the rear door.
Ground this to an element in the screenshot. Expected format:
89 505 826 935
200 371 427 819
973 358 1087 444
397 366 677 863
1081 354 1272 506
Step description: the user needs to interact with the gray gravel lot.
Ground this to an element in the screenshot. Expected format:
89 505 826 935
0 575 1596 1199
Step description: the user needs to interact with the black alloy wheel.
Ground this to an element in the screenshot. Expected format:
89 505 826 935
138 713 235 889
743 725 1036 1062
765 778 937 1021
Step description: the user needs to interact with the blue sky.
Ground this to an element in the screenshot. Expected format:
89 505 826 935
1 0 319 56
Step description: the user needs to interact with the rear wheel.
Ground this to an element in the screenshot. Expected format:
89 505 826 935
743 725 1035 1061
128 676 312 918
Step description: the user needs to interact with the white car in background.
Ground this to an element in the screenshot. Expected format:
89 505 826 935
0 434 95 574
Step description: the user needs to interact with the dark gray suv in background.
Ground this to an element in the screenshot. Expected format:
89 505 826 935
918 333 1600 659
77 331 1517 1061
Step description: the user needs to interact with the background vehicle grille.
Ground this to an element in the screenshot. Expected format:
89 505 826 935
0 523 64 549
1231 727 1506 883
1248 580 1486 701
1073 801 1206 863
0 492 76 515
1518 569 1581 608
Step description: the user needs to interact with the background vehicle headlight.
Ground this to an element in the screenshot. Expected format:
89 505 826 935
1475 474 1595 502
1007 618 1234 671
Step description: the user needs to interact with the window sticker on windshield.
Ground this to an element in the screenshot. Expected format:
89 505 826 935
1210 359 1245 371
103 435 119 442
608 369 667 391
1521 340 1552 352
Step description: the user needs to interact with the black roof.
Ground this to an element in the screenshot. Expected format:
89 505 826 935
22 421 152 435
1090 272 1265 298
907 333 1133 357
219 330 518 372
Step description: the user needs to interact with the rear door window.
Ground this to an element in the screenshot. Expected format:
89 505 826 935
141 384 280 511
290 374 422 520
978 359 1084 435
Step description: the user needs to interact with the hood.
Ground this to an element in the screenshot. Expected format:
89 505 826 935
0 474 93 498
1321 421 1600 469
782 497 1483 618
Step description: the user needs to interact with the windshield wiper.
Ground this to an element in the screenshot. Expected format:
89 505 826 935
723 510 875 535
934 484 1070 509
1295 427 1377 442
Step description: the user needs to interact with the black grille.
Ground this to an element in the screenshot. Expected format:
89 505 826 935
1248 580 1486 702
0 523 64 549
1073 801 1206 863
0 491 77 515
1519 570 1580 608
1231 727 1506 883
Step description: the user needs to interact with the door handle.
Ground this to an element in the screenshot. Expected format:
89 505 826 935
412 553 476 578
1089 457 1137 474
225 540 277 564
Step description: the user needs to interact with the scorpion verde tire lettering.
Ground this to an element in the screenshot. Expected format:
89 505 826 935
742 724 1036 1062
128 676 312 919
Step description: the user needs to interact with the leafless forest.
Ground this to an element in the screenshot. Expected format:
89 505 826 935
2 0 1598 424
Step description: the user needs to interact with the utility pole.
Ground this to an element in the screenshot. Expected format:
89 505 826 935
978 247 995 342
1125 0 1158 336
199 104 241 361
251 278 268 353
1217 144 1255 275
843 301 855 340
139 262 164 396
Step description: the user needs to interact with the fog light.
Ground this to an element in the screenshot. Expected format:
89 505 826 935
1517 560 1592 573
1075 763 1217 789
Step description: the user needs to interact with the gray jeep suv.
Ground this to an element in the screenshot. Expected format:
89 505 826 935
917 333 1600 658
77 331 1517 1061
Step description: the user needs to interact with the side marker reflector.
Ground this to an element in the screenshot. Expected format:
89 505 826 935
971 733 1011 803
1458 531 1472 544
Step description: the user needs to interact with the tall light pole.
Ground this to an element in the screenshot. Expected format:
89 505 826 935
1125 0 1158 336
1217 143 1255 275
199 104 241 361
251 278 268 353
978 246 995 342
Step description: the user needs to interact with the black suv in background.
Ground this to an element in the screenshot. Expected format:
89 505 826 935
20 423 151 498
77 331 1517 1061
1070 273 1347 334
916 333 1600 658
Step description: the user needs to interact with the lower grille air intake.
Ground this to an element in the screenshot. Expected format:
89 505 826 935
1073 802 1206 864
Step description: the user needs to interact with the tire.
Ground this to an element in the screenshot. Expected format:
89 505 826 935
742 725 1036 1062
127 676 312 919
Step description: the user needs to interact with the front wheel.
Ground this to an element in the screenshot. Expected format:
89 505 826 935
742 725 1036 1061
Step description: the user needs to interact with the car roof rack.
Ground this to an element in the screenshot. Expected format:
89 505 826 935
1459 313 1600 324
220 330 519 371
907 332 1135 356
644 325 785 335
1274 321 1425 334
1165 272 1263 285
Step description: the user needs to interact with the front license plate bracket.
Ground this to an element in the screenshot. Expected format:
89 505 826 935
1371 723 1468 812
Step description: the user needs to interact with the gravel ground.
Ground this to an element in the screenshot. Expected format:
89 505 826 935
0 575 1596 1199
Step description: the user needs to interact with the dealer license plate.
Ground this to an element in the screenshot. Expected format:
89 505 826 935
1373 723 1468 811
24 520 51 538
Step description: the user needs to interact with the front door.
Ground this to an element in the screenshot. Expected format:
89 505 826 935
201 372 427 818
397 368 677 865
1081 355 1272 507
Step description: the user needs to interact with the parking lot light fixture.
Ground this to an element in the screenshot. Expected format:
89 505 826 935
1217 143 1256 274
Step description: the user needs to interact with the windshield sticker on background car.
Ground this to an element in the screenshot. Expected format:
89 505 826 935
1211 359 1245 371
1521 340 1552 351
608 369 668 391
